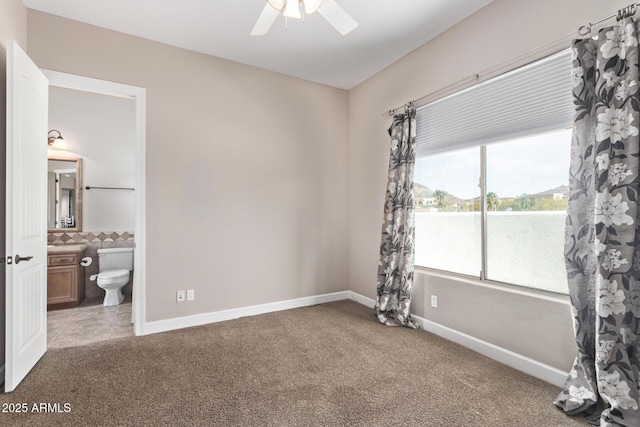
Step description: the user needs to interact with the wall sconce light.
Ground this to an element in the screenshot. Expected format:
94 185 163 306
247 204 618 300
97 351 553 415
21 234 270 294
47 130 67 149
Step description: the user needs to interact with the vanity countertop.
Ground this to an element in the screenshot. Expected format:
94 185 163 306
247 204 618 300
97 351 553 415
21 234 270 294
47 244 87 254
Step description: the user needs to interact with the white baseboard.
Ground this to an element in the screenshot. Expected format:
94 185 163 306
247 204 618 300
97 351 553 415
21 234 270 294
348 291 568 387
348 290 375 308
142 291 350 335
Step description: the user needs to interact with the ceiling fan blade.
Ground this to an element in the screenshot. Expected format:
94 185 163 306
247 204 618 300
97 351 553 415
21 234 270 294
250 3 281 36
317 0 358 35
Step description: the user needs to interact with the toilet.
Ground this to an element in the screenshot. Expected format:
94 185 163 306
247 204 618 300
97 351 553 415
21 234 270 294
90 247 134 306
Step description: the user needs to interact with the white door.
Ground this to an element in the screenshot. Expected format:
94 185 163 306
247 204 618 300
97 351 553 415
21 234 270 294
5 40 48 392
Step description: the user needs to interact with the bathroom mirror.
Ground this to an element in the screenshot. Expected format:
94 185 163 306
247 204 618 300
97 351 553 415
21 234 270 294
48 156 83 231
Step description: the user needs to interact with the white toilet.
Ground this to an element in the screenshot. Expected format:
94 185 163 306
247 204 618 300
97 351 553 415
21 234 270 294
90 247 134 306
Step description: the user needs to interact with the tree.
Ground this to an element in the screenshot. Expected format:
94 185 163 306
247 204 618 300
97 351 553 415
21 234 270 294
534 198 568 211
434 190 448 209
487 192 500 211
514 193 536 211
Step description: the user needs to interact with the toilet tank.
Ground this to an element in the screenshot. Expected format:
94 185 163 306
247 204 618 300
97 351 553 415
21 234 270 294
97 247 134 271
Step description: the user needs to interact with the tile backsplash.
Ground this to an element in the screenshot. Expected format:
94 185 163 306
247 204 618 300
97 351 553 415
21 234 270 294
48 231 134 245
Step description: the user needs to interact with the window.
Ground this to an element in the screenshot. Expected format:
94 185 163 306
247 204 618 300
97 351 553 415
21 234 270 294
485 129 571 293
413 50 573 294
414 147 481 277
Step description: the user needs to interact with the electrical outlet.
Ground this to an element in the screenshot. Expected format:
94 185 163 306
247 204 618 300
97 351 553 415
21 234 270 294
177 290 185 303
431 295 438 308
187 289 195 301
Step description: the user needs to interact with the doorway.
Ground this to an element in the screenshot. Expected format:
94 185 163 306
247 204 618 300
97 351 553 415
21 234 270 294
43 71 146 338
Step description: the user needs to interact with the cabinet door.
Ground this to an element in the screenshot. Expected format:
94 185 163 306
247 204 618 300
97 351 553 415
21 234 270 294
47 265 78 309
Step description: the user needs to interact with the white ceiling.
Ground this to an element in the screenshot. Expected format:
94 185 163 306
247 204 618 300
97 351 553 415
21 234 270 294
23 0 494 90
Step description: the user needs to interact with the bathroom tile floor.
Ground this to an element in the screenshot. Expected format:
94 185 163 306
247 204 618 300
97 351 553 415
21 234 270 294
47 297 134 349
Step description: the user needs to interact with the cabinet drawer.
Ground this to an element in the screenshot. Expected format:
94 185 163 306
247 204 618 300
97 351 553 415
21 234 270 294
48 254 78 266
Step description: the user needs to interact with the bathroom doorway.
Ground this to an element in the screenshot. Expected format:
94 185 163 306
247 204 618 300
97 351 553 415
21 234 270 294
44 71 146 347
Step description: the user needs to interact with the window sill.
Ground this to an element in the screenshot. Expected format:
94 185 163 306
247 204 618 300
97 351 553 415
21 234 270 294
414 266 571 305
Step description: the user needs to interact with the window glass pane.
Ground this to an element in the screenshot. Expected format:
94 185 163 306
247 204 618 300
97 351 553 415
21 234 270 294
485 129 571 293
414 147 481 276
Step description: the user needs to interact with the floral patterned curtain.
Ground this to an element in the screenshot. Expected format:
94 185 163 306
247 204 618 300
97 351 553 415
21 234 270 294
555 19 640 426
374 108 419 329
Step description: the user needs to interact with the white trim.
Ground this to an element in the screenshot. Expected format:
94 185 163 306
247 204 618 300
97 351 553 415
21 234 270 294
41 71 140 100
131 86 146 336
42 70 147 337
348 291 569 387
348 290 375 308
143 291 350 335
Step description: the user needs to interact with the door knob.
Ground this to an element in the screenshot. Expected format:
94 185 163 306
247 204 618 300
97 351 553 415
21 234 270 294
14 254 34 264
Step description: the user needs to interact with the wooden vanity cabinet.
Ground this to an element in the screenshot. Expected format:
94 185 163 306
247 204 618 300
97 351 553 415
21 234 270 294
47 249 86 311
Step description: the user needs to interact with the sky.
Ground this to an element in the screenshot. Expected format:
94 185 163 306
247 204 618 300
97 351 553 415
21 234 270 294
414 128 572 200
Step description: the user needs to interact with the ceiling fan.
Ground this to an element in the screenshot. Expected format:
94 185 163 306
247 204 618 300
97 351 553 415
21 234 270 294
251 0 358 36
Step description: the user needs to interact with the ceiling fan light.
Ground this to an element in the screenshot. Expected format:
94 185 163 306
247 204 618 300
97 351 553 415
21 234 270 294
267 0 285 10
304 0 322 14
284 0 301 19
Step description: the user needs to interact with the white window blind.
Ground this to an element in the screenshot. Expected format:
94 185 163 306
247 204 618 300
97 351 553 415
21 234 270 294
415 49 573 157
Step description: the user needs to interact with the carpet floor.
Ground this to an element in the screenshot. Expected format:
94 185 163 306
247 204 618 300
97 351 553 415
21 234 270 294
0 300 587 426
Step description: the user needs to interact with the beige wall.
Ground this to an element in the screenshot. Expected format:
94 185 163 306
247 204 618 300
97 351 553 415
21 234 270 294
27 10 349 322
348 0 630 371
0 0 28 376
